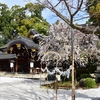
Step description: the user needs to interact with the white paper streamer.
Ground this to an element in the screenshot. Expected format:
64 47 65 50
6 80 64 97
41 67 47 72
47 69 55 75
41 65 72 78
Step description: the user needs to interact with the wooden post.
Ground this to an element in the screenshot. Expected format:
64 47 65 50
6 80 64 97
46 62 49 94
15 58 18 73
71 29 75 100
55 57 58 100
30 68 32 73
40 63 42 88
72 52 75 100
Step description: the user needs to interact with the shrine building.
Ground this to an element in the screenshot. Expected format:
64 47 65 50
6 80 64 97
0 29 42 74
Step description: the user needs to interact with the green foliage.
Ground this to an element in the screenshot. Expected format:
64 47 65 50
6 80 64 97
25 3 44 18
78 74 92 81
33 21 49 35
43 81 72 89
0 3 49 45
57 81 72 89
0 37 4 46
86 0 100 26
84 78 96 88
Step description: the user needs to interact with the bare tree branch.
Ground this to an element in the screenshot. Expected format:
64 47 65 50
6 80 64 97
35 0 100 35
63 0 72 16
54 0 61 7
74 16 89 21
42 0 70 25
73 0 83 16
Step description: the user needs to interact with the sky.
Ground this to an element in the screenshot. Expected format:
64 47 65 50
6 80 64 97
0 0 27 8
0 0 88 24
0 0 58 24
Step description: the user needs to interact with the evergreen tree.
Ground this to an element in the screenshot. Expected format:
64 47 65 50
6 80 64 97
0 3 49 46
86 0 100 26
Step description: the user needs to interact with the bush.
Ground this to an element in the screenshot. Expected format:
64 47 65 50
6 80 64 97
78 74 92 81
84 78 96 88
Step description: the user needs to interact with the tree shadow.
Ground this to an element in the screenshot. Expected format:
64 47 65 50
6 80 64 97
0 78 55 100
0 78 100 100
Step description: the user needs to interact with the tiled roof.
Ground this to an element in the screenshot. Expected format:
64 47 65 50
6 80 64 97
0 35 39 51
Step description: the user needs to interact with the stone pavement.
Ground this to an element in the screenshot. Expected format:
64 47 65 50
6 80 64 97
0 71 47 79
0 77 52 100
0 71 60 81
0 77 100 100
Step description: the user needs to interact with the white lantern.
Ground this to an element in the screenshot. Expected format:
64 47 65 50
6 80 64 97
30 62 34 68
10 62 14 68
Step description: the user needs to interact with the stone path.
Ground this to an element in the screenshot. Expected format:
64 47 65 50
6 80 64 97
0 71 60 81
0 77 100 100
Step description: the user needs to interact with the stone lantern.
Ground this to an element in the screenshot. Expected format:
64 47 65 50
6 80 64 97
95 66 100 82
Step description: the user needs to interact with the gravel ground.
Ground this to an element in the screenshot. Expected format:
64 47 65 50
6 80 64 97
0 77 100 100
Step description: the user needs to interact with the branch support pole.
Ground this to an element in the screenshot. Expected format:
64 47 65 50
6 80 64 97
71 29 75 100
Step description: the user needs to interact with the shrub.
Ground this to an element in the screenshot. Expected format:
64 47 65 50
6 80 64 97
78 74 92 81
84 78 96 88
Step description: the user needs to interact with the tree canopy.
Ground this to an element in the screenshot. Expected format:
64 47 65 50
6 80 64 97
86 0 100 26
39 21 100 68
0 3 49 46
35 0 100 35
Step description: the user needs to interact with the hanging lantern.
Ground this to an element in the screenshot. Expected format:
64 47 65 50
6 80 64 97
10 62 14 68
30 60 34 74
10 60 15 73
30 61 34 68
